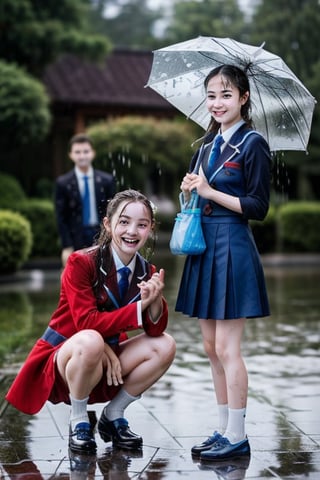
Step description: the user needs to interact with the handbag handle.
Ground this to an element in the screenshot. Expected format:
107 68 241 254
179 143 206 211
179 190 198 210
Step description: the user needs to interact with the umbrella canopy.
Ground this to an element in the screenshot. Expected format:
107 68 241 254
146 36 316 152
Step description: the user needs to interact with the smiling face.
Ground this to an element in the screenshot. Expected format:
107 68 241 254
69 141 95 173
206 74 249 132
103 200 153 265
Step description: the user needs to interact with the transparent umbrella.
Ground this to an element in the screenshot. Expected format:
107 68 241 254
146 36 316 152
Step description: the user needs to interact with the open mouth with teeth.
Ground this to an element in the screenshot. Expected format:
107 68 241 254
122 237 139 245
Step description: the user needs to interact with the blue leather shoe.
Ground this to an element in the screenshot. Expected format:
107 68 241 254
191 431 222 456
200 437 250 461
69 422 97 454
98 410 143 450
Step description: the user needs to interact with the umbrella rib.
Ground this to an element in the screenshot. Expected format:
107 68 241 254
252 72 312 148
187 96 207 119
148 37 315 151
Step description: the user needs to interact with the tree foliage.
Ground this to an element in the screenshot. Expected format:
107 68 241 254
89 0 163 49
250 0 320 80
0 61 51 147
0 0 111 76
0 0 112 150
249 0 320 198
163 0 247 45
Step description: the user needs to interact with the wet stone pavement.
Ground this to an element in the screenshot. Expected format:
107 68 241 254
0 254 320 479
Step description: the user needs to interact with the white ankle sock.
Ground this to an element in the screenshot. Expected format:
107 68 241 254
224 407 246 443
217 403 228 435
104 388 141 421
69 395 89 429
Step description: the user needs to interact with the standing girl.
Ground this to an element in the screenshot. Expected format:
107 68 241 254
176 65 271 461
6 189 176 454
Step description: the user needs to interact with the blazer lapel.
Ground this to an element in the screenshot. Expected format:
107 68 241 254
212 126 252 171
123 254 149 304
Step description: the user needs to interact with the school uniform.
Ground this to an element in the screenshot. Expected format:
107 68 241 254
54 168 116 250
6 246 168 415
175 122 271 320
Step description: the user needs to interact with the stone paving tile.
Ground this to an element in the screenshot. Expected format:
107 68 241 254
1 388 319 479
1 256 320 479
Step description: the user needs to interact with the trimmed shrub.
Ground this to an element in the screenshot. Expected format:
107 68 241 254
88 116 199 197
0 173 26 209
14 199 60 257
0 210 32 273
0 60 51 148
250 205 277 253
278 202 320 252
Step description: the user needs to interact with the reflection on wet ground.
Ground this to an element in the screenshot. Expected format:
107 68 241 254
0 253 319 479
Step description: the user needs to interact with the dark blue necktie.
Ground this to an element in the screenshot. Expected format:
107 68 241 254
118 266 131 299
208 134 224 172
82 175 90 226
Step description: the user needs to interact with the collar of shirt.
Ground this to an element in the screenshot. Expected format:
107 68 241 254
75 166 94 194
75 166 94 180
111 246 136 282
219 119 246 149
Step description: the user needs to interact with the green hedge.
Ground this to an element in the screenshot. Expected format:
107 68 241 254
14 199 60 257
278 202 320 252
250 205 277 253
0 173 26 209
0 210 32 273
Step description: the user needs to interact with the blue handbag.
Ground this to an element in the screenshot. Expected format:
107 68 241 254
169 191 206 255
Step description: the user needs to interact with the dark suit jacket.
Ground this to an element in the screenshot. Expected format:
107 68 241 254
54 169 116 249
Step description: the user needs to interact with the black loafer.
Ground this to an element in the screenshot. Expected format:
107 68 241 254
69 422 97 454
98 410 143 450
191 431 222 456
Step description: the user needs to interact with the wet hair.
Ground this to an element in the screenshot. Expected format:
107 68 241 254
204 64 253 134
96 189 156 251
93 190 156 290
69 133 94 150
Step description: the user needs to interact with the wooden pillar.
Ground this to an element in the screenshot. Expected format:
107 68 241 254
74 110 86 133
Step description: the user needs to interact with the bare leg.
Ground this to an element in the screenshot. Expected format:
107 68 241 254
56 329 105 399
97 332 176 449
215 318 247 409
118 332 176 396
199 319 228 406
56 329 105 453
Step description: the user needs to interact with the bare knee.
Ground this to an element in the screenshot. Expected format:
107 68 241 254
70 329 105 365
203 338 219 363
152 333 176 367
215 342 239 367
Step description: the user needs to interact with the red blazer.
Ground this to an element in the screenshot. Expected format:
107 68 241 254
6 247 168 414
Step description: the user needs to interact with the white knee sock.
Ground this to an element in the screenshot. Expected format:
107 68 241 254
104 388 141 421
224 407 246 443
217 404 228 435
69 395 89 429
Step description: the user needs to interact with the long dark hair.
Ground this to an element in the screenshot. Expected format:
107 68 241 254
204 64 253 135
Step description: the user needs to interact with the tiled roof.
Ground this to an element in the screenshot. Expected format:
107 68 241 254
43 49 174 110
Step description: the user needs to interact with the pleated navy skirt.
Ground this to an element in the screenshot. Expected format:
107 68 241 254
175 215 270 320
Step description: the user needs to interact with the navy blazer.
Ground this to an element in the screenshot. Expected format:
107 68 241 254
190 125 271 221
54 169 116 249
